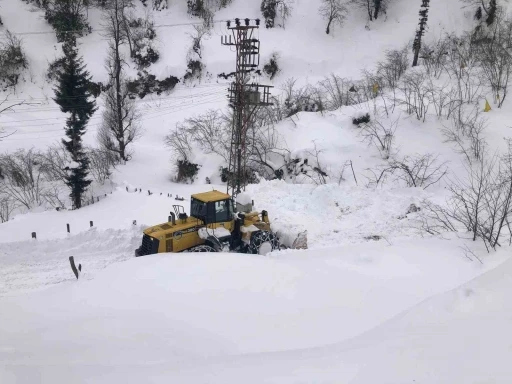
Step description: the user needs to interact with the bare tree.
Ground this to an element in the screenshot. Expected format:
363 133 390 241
351 0 391 22
99 0 141 162
98 80 141 162
474 11 512 107
86 147 117 184
397 70 431 121
0 193 17 223
0 96 29 140
463 0 498 25
442 105 487 164
367 153 448 189
358 115 398 159
319 0 347 35
0 149 46 210
420 149 512 251
39 143 71 183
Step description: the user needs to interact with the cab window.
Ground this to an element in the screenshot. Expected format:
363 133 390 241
214 200 231 222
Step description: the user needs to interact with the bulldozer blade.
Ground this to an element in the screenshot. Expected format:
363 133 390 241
291 230 308 250
276 229 308 250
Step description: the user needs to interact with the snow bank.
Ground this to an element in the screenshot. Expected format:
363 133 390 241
0 239 508 383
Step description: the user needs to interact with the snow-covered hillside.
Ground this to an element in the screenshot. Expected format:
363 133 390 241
1 0 512 382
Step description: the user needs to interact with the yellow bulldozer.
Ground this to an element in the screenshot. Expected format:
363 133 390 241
135 190 281 256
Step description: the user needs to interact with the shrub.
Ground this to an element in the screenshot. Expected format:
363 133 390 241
132 45 159 68
219 166 258 185
0 31 28 88
127 71 180 99
352 113 371 126
184 59 203 82
263 52 280 80
176 159 200 183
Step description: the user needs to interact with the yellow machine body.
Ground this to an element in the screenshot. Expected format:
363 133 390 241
135 190 272 255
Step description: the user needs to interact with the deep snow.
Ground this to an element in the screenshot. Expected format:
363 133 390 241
0 242 510 383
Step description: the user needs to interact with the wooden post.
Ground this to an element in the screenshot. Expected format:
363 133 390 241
90 221 93 227
67 223 70 233
69 256 81 279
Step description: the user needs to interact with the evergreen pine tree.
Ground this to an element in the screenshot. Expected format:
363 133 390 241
54 38 97 209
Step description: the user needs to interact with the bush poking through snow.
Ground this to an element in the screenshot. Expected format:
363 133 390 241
184 59 203 82
419 147 512 251
352 113 371 126
127 71 179 98
280 78 324 117
263 53 280 80
359 115 398 160
176 160 200 184
366 153 448 189
86 147 118 184
219 166 259 186
286 143 329 185
0 31 28 89
128 16 159 69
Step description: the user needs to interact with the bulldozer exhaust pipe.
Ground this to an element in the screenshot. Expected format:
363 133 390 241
168 212 176 225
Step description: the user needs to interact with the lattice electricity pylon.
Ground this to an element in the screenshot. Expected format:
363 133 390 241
221 18 273 198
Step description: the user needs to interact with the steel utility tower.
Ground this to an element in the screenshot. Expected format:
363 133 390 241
222 18 273 197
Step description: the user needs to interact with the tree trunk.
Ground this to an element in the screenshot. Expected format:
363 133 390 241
367 0 373 21
326 17 332 34
373 0 381 20
412 45 421 67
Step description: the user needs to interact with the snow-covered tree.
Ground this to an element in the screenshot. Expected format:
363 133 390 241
53 39 97 209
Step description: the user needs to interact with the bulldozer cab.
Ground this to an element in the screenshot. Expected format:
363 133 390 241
190 190 235 230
